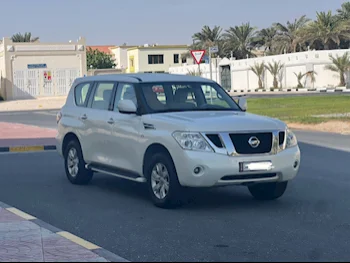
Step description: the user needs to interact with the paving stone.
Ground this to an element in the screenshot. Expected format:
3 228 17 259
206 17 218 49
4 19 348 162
44 246 103 262
0 209 26 223
0 229 42 244
0 221 40 232
0 240 43 262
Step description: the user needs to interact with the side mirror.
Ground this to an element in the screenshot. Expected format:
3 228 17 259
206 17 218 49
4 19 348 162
238 97 247 111
118 99 137 114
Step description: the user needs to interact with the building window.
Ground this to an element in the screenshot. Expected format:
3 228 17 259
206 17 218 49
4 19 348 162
174 54 179 64
148 55 164 64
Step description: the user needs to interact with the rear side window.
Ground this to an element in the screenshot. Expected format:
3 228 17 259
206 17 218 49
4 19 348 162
75 83 92 107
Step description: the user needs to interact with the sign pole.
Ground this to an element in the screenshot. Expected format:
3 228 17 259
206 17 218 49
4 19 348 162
209 48 212 80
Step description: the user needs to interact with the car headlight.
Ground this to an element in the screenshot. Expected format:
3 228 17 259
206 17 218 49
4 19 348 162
172 132 213 152
286 128 298 148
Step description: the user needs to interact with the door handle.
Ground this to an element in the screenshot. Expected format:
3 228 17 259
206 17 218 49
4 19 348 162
107 118 115 124
81 114 88 120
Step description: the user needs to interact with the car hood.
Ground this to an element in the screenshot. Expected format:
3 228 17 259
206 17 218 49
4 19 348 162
150 111 286 132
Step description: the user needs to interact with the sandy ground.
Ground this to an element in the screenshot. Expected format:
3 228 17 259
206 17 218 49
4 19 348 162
288 121 350 135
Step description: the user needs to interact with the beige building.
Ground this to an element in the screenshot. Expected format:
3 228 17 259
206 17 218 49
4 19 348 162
126 44 189 73
0 37 87 100
109 45 137 70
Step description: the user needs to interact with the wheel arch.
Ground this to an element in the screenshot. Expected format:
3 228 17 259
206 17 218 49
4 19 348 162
142 143 176 176
62 132 81 154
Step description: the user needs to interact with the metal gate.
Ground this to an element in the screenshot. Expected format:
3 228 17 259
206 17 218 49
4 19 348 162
13 69 40 99
220 66 231 92
13 68 80 99
56 69 79 96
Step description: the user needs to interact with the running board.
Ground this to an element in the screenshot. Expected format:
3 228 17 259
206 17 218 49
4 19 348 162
85 164 146 183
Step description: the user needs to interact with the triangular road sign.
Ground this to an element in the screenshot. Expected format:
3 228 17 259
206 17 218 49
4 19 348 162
191 50 206 64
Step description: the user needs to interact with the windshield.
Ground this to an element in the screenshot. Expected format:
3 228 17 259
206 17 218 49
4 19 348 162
139 81 241 113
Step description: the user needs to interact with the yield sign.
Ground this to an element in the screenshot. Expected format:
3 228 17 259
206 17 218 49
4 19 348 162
191 50 206 64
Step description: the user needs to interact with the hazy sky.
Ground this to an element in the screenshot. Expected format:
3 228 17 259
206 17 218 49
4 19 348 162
0 0 346 45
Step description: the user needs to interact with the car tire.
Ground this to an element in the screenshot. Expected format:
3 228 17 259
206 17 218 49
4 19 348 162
64 140 93 185
146 152 183 209
248 181 288 200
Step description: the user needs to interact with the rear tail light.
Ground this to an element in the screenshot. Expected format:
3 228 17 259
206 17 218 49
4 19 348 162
56 111 62 124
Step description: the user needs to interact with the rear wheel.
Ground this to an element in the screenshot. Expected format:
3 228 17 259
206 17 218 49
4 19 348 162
146 153 183 209
64 140 93 185
248 181 288 200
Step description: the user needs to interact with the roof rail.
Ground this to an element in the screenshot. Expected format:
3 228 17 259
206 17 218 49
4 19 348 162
129 76 142 82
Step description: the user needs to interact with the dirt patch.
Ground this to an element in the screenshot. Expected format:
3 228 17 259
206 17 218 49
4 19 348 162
287 121 350 135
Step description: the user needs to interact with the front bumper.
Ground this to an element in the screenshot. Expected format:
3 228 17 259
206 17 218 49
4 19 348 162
172 145 301 187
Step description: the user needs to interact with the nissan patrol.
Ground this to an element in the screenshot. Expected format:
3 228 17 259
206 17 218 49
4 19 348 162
56 73 301 208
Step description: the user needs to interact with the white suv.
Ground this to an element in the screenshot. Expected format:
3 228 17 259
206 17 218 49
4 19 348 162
56 73 301 208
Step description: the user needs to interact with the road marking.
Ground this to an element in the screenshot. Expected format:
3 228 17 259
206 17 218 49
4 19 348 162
9 146 45 152
0 145 56 153
6 208 37 220
57 231 101 250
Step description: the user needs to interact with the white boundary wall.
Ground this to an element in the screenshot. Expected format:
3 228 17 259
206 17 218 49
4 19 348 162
169 49 350 92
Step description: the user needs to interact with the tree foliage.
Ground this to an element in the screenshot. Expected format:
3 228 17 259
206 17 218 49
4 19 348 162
324 52 350 86
86 47 116 70
11 32 39 42
187 2 350 59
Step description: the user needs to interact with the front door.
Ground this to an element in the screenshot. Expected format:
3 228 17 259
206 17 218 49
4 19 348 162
106 82 142 173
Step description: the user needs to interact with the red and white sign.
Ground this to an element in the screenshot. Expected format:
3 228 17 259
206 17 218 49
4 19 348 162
190 50 206 64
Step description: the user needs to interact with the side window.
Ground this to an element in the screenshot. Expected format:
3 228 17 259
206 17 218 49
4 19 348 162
91 82 115 110
201 85 230 108
75 83 91 107
114 83 137 111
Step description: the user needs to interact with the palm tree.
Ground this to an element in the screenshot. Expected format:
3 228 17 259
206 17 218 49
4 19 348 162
254 27 278 52
273 15 311 53
11 32 39 42
325 52 350 86
294 70 317 88
301 11 350 50
337 2 350 20
265 61 284 89
294 72 304 88
188 25 224 58
303 70 317 88
223 23 257 59
250 62 265 89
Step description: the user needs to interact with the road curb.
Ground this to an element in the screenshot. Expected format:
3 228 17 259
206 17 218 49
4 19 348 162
0 201 129 262
0 145 56 153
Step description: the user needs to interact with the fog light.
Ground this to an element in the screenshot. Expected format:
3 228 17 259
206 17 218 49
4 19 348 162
194 167 201 174
293 160 299 168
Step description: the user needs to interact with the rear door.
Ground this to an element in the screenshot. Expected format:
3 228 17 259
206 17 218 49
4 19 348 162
83 81 118 164
68 81 95 158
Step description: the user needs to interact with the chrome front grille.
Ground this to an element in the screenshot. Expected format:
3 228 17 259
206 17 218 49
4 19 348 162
203 130 286 156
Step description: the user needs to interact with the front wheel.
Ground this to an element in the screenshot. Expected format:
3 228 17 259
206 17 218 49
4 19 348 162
64 140 93 185
146 153 184 209
248 181 288 200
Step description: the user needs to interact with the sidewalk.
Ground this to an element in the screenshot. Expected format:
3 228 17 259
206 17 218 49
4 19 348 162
0 97 66 112
0 202 128 262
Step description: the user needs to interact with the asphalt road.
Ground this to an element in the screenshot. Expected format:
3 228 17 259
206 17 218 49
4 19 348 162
0 109 58 129
0 137 350 261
